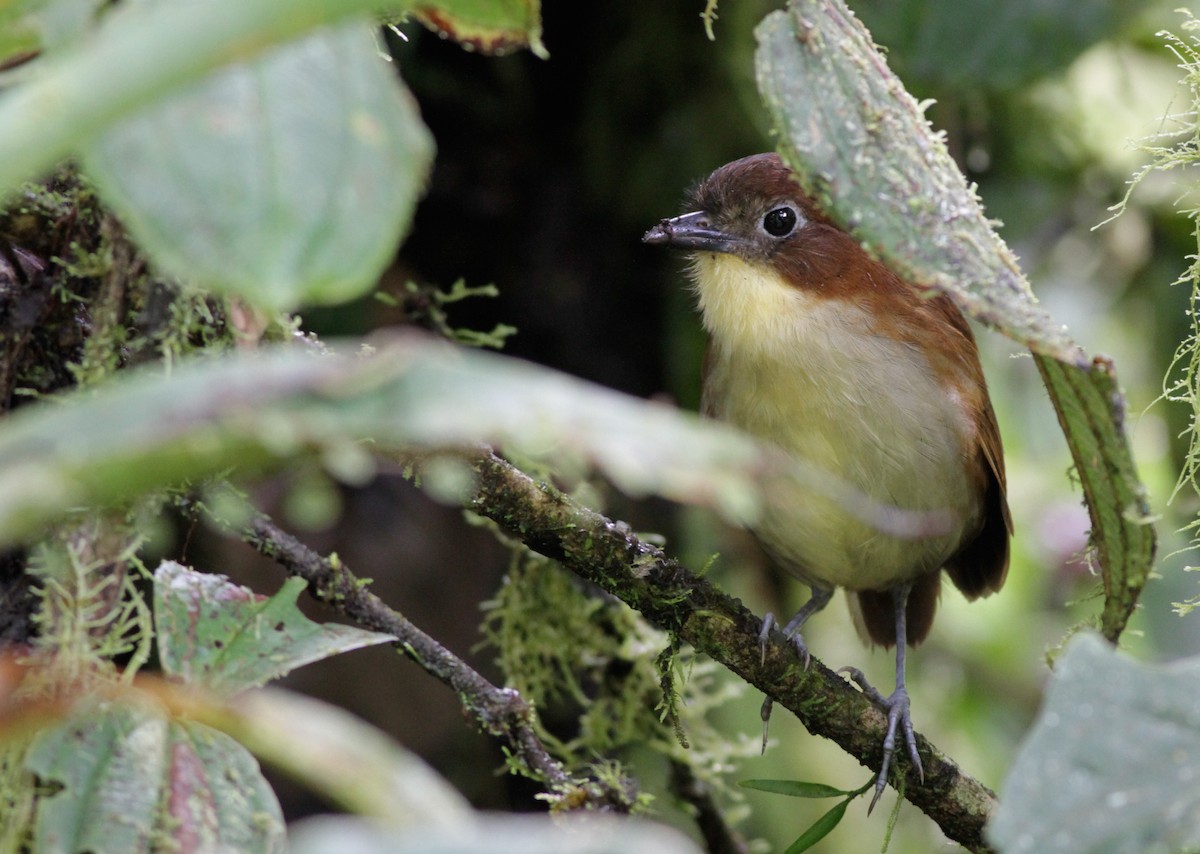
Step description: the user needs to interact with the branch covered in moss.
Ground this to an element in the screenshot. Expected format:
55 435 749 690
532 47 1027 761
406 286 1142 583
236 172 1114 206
437 447 997 853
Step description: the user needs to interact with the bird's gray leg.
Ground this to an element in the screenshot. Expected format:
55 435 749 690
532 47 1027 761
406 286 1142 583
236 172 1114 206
840 581 924 813
758 585 834 750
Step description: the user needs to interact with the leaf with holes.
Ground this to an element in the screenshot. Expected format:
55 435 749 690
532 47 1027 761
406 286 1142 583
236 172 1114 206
154 561 395 696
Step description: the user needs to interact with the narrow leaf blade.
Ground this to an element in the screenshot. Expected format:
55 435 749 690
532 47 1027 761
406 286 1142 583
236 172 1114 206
783 798 850 853
739 779 849 798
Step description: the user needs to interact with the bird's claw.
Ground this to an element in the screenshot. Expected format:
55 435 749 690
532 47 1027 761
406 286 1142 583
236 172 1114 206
757 612 813 753
839 667 924 813
759 696 772 754
759 611 812 669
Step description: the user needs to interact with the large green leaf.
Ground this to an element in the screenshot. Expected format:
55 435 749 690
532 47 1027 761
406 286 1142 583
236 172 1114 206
25 702 286 854
289 813 701 854
18 684 475 849
0 0 541 200
855 0 1142 92
990 633 1200 853
154 561 396 696
0 336 942 549
82 21 434 310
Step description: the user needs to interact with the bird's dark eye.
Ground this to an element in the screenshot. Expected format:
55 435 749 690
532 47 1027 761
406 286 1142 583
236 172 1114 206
762 206 799 237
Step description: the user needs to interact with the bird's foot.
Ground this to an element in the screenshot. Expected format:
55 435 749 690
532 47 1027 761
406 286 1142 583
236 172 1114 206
759 611 812 668
839 667 924 813
757 612 812 753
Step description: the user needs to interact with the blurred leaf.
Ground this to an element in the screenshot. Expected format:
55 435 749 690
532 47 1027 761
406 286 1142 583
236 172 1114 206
406 0 547 58
289 813 702 854
0 0 546 200
990 633 1200 853
0 0 403 197
0 2 40 70
0 0 101 64
783 798 849 853
154 561 396 696
0 335 951 550
738 779 850 798
185 687 473 824
82 21 434 311
754 0 1155 642
25 701 285 853
855 0 1143 92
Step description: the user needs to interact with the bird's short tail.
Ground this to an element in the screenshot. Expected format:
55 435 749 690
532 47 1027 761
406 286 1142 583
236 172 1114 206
849 571 941 647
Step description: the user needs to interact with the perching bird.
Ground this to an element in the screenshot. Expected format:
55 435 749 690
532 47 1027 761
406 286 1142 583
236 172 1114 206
643 152 1011 808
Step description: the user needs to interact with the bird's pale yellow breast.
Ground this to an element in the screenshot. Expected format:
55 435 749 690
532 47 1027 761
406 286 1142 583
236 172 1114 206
688 253 981 589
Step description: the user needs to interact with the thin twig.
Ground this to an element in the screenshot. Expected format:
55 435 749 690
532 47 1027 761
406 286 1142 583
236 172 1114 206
222 505 636 811
669 759 751 854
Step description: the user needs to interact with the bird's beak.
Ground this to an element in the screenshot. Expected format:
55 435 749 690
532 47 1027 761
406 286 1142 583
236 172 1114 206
642 211 744 253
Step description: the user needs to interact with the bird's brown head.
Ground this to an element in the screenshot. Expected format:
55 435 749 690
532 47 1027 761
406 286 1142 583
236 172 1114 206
642 152 862 292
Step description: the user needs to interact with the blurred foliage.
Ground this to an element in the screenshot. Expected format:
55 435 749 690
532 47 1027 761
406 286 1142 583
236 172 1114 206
992 633 1200 852
855 0 1146 93
0 0 1198 852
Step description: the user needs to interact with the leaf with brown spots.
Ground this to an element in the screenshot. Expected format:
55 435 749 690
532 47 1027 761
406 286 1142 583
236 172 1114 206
407 0 548 58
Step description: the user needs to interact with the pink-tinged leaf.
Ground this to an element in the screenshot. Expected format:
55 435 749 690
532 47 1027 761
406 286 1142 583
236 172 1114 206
154 561 395 696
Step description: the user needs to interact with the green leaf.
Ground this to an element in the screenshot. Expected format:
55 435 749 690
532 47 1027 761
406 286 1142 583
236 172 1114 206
405 0 547 58
855 0 1142 91
0 0 548 201
202 688 473 824
82 21 433 310
755 0 1083 366
990 633 1200 853
289 813 703 854
0 0 99 65
154 561 396 696
0 13 38 71
1035 357 1155 641
0 337 951 550
0 0 402 198
783 798 850 853
738 779 850 798
25 702 286 854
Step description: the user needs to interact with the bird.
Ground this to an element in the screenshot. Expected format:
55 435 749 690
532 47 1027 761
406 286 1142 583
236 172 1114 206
642 152 1011 810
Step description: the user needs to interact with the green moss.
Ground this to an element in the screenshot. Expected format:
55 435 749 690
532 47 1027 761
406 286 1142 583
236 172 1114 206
25 520 153 691
1109 14 1200 609
480 546 758 819
389 278 517 350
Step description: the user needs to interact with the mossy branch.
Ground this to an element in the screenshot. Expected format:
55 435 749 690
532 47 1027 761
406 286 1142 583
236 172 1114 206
424 446 997 853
